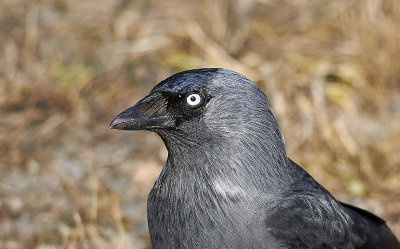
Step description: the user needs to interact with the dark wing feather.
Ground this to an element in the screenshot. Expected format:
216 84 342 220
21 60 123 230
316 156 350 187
264 195 361 249
340 202 400 249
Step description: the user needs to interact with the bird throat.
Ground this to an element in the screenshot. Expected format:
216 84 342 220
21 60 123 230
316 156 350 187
148 129 296 248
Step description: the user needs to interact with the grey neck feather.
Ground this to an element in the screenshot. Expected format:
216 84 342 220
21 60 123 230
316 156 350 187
156 111 298 196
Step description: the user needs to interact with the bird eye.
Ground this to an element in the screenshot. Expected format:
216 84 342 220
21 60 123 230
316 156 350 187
186 93 202 107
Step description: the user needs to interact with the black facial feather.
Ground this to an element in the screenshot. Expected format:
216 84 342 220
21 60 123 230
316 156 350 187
110 68 400 249
138 93 168 116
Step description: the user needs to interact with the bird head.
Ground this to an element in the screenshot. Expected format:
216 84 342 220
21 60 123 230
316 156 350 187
110 68 285 154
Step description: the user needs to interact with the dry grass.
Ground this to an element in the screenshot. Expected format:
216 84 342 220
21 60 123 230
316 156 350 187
0 0 399 248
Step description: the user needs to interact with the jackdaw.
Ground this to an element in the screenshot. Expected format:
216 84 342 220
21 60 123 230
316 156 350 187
110 68 400 249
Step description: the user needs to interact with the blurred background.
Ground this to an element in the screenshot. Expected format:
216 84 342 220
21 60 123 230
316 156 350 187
0 0 399 248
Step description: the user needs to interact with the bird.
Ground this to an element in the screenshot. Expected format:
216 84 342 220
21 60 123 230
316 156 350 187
110 68 400 249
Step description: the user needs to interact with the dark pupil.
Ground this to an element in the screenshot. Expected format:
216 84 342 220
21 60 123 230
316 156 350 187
190 96 197 102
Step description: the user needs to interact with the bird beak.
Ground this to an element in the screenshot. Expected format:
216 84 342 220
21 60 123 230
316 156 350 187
109 93 172 130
